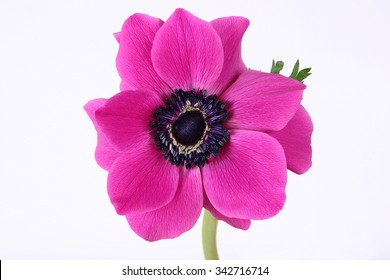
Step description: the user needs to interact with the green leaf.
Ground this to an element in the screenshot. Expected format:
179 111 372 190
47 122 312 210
296 67 312 82
270 60 284 73
271 59 276 72
289 59 300 78
269 58 312 82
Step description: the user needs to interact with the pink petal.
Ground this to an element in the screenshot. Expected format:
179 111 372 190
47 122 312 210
209 16 249 94
84 99 121 170
108 138 179 215
126 167 203 241
119 80 131 91
113 32 121 43
202 130 287 220
84 98 106 127
268 105 313 174
116 13 171 94
95 90 162 152
151 8 224 91
222 70 306 131
203 191 250 230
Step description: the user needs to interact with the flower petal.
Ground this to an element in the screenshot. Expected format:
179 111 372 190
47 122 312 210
126 167 203 241
113 32 121 43
116 13 171 94
222 70 306 131
203 191 250 230
209 16 249 94
84 99 121 170
95 90 162 152
268 105 313 174
151 8 224 91
119 79 131 91
202 130 287 220
108 139 179 215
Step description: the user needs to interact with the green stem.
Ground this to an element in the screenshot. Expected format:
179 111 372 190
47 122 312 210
202 210 219 260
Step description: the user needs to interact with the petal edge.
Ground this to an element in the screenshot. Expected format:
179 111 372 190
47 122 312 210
223 70 306 131
151 9 224 91
202 129 287 220
84 99 121 170
127 167 203 241
116 13 170 94
269 105 313 174
210 16 249 94
108 139 179 215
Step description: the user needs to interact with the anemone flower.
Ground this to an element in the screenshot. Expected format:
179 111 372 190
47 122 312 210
84 8 313 258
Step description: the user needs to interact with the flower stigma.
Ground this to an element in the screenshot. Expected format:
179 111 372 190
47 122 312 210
171 109 206 146
150 89 229 169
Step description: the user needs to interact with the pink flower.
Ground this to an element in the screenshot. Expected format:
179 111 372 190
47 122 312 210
84 9 313 241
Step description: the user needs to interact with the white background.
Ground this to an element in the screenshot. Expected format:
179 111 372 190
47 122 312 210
0 0 389 259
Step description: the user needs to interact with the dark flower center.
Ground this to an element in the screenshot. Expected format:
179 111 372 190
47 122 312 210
172 110 206 146
150 89 229 169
